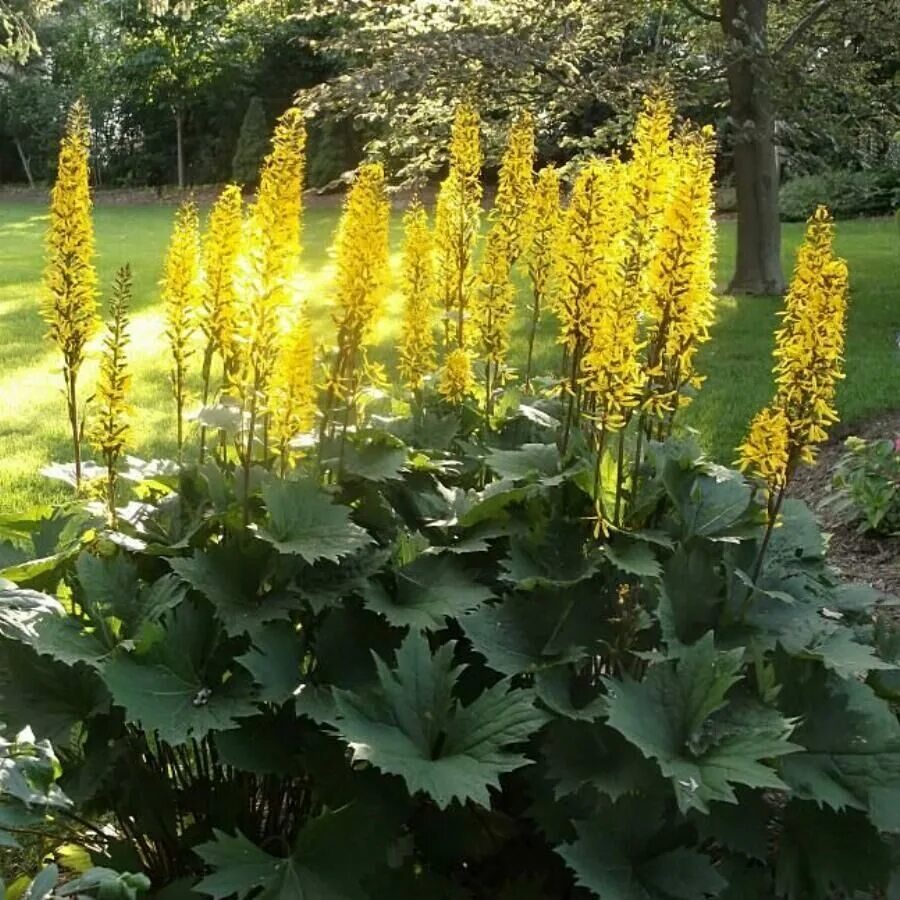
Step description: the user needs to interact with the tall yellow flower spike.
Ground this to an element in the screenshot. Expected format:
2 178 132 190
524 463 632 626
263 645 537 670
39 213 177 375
201 184 243 387
90 265 133 526
163 199 202 460
739 206 849 492
643 126 717 423
269 314 316 475
439 347 475 404
471 111 536 408
239 107 306 405
398 202 437 392
435 103 483 349
322 162 391 442
521 165 564 387
491 110 536 260
43 98 99 487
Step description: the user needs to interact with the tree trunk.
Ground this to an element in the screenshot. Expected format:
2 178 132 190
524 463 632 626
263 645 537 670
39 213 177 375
13 137 35 189
720 0 786 295
175 108 185 190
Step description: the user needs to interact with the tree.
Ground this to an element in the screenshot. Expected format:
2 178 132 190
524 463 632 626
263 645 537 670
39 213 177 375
232 96 268 185
300 0 889 295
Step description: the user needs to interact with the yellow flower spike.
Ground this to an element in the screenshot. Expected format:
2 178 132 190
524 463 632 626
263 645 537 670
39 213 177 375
398 202 437 392
238 107 307 409
439 347 476 404
90 265 133 527
738 206 849 501
201 184 243 388
521 165 564 388
162 199 202 460
491 110 536 261
737 405 791 492
43 98 99 487
643 127 717 424
323 161 391 443
435 103 483 349
269 314 317 476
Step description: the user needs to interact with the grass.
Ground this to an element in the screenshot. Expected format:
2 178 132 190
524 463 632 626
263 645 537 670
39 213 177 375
0 200 896 512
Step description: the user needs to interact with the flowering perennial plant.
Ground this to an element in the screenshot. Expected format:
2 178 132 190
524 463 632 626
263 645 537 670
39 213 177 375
162 200 201 460
43 98 99 487
398 202 437 392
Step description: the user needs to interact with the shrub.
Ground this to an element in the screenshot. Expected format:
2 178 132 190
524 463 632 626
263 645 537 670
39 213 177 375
2 94 899 899
823 436 900 535
780 167 900 220
230 97 269 187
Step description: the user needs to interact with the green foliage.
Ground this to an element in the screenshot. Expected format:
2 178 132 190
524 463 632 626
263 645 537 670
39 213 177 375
823 435 900 535
231 97 269 187
780 168 900 221
0 398 898 897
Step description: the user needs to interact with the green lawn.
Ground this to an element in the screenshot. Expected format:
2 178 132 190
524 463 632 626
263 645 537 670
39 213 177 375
0 201 896 512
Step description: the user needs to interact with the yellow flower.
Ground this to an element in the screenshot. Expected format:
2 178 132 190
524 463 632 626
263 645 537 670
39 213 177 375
201 184 243 385
90 265 133 525
521 165 564 386
238 107 307 403
738 405 791 490
435 103 483 349
558 159 626 382
43 98 99 486
331 162 391 380
162 199 202 458
773 206 849 463
449 101 483 204
491 110 535 261
398 202 437 391
439 348 475 403
321 161 391 444
643 126 717 419
738 206 849 490
472 229 515 406
269 314 316 474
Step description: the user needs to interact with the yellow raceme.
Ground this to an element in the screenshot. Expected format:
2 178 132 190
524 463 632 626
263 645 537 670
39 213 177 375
439 347 475 403
270 314 317 470
436 103 483 349
739 206 849 489
238 107 307 402
162 200 201 455
43 99 99 371
91 265 133 464
201 184 243 381
398 202 437 391
643 126 717 418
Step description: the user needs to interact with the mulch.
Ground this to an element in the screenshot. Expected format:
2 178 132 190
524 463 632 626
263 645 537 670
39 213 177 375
789 409 899 596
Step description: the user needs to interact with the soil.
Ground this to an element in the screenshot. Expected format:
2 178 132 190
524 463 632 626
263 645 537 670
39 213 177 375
789 409 900 596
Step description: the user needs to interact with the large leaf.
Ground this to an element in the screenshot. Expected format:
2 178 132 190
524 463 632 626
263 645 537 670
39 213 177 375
486 443 560 482
237 621 304 704
664 463 754 539
101 601 258 744
195 802 403 900
462 587 603 677
780 671 900 830
330 631 547 808
775 801 893 899
257 480 373 563
0 587 64 642
168 547 295 639
556 797 726 899
362 553 493 631
605 633 799 812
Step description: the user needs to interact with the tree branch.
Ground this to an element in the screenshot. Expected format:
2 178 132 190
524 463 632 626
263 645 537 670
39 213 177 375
774 0 835 59
677 0 719 23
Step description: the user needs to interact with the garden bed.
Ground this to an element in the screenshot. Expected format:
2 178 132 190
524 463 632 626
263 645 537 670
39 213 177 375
790 408 900 595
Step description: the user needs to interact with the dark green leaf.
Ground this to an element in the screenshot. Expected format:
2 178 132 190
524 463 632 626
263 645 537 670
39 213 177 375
258 480 373 563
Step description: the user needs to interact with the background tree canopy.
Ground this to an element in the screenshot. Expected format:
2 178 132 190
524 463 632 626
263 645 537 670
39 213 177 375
0 0 897 291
